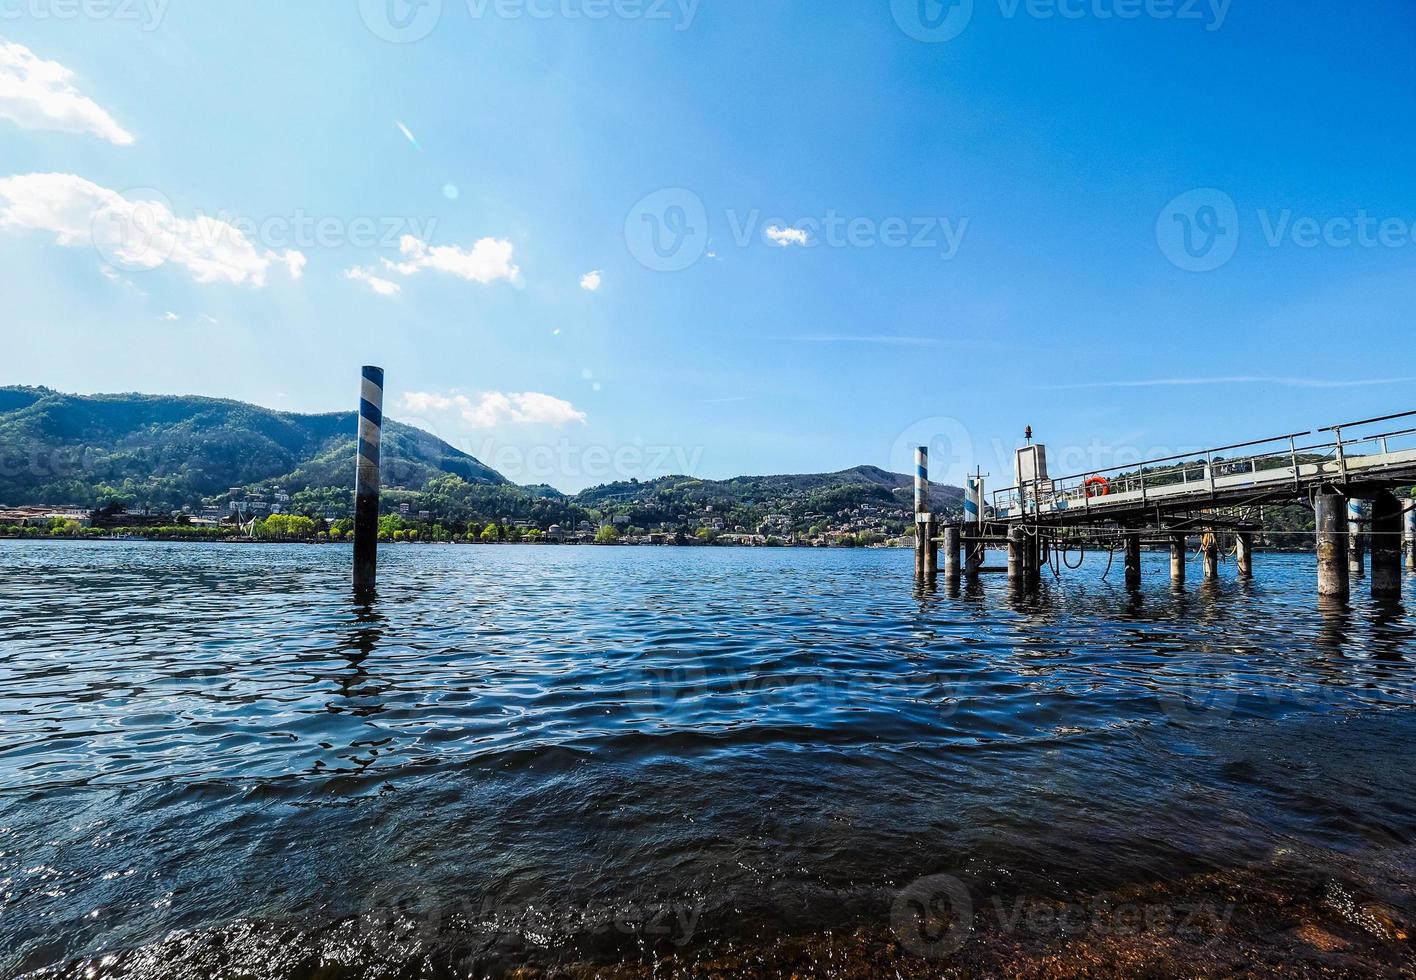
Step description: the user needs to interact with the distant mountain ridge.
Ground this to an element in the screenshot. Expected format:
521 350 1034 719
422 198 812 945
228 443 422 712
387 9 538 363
0 387 964 526
0 386 506 508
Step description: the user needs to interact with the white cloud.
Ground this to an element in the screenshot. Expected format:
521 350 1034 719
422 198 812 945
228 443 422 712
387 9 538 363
383 234 520 285
765 225 810 247
281 251 306 280
400 390 586 428
0 40 133 145
0 172 305 287
579 269 602 291
162 311 179 321
345 265 401 297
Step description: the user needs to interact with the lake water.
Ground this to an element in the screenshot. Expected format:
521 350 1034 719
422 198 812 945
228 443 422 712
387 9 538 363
2 540 1414 976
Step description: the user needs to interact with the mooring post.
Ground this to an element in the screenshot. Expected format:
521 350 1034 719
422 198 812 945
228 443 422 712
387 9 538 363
1348 498 1366 578
1316 486 1349 601
1025 527 1042 586
1008 525 1024 585
1405 504 1416 571
353 365 384 594
1169 533 1187 586
1124 532 1141 590
1201 530 1219 580
964 474 985 581
965 534 983 580
942 524 961 582
925 516 939 579
1370 490 1401 600
914 446 930 580
1236 531 1254 579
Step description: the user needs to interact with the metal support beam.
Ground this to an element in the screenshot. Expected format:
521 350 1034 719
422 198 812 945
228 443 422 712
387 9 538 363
1371 490 1401 600
1316 487 1349 601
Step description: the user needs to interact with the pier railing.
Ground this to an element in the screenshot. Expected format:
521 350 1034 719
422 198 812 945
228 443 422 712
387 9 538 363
990 410 1416 519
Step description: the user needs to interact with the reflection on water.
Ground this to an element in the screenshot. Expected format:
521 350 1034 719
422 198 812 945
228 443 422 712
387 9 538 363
1 541 1415 976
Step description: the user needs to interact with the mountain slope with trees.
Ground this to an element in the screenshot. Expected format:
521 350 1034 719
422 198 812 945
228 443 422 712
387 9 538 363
0 386 506 509
0 387 964 538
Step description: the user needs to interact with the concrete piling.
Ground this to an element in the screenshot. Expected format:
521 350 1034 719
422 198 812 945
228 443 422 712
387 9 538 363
1316 487 1349 601
1236 531 1254 579
353 365 384 594
1201 531 1219 580
925 516 939 579
1124 532 1141 590
1370 490 1401 600
1169 533 1187 586
942 524 961 582
1008 526 1025 585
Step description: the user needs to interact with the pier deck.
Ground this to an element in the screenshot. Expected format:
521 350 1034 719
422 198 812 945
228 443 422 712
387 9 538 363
914 409 1416 602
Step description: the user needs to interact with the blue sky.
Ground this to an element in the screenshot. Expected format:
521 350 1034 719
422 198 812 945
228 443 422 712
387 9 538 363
2 1 1415 491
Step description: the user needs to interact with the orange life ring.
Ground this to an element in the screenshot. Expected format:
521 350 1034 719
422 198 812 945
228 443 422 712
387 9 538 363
1084 475 1110 498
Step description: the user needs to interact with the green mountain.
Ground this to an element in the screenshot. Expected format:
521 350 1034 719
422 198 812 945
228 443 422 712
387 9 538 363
0 387 964 537
0 386 506 509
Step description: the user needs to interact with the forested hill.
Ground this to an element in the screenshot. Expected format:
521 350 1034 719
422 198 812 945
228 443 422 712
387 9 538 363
0 386 507 507
0 387 965 536
575 466 963 515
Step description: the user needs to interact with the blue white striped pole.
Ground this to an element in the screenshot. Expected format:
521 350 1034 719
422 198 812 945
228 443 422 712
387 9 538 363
354 365 384 593
964 477 979 526
1348 497 1366 576
914 446 928 516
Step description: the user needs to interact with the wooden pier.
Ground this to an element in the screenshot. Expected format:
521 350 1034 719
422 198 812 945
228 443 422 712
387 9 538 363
914 410 1416 602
